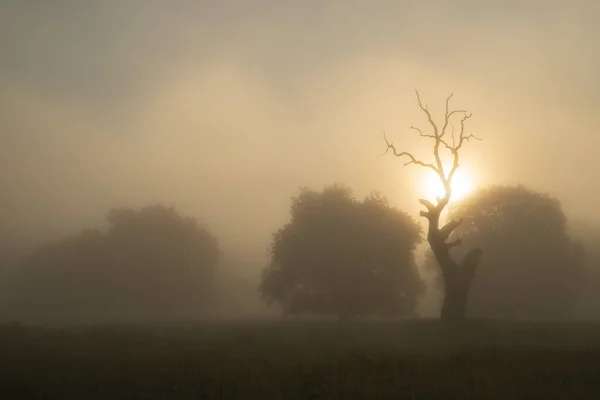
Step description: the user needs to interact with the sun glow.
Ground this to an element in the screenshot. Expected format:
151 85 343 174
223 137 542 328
423 167 474 203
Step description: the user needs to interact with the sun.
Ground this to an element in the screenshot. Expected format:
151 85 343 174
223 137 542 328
423 167 474 203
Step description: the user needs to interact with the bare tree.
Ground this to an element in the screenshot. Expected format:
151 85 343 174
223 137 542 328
382 90 483 322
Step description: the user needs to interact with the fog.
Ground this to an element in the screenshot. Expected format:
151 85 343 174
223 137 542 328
1 1 599 321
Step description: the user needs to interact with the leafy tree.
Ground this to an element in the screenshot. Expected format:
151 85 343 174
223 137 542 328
259 184 424 319
424 185 585 320
383 91 482 322
10 229 114 319
9 205 219 321
568 221 600 319
105 205 219 316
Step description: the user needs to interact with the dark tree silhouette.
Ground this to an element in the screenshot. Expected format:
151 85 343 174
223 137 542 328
9 229 113 319
424 185 585 319
572 222 600 319
259 184 423 319
383 91 482 322
106 205 219 317
8 205 219 321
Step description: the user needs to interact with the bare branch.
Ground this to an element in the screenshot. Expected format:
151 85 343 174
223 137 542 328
445 112 480 185
454 113 474 151
443 94 467 137
439 138 455 152
442 110 468 136
440 93 467 138
445 93 453 111
415 90 438 137
381 132 439 172
463 133 482 142
400 153 437 169
410 126 435 139
414 90 446 178
447 161 460 185
451 125 456 148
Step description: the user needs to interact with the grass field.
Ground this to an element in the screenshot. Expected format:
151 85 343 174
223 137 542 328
1 319 600 399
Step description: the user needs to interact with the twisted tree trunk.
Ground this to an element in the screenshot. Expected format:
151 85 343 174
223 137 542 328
439 250 482 321
423 199 482 322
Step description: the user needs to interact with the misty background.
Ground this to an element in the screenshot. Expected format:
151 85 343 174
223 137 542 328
1 0 599 320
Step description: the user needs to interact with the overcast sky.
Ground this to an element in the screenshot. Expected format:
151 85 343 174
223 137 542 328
1 0 599 255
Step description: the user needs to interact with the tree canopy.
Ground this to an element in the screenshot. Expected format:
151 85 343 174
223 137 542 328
569 221 600 319
259 184 424 318
7 204 219 322
425 185 584 320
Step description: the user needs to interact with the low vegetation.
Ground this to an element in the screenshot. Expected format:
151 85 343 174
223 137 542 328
2 319 600 399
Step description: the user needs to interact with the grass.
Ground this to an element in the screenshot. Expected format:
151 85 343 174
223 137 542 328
1 318 600 399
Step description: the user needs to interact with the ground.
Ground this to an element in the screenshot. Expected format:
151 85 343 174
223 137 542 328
1 319 600 399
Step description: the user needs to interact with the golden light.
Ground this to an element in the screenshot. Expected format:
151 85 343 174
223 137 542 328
422 167 474 202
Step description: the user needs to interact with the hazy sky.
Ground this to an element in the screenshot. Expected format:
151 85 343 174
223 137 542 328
1 0 599 254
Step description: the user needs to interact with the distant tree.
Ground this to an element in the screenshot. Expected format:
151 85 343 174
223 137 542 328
570 222 600 319
424 185 585 320
11 229 114 319
9 205 219 321
105 205 219 317
259 184 424 319
382 91 482 322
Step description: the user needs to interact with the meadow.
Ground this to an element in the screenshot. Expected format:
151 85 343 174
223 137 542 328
1 319 600 399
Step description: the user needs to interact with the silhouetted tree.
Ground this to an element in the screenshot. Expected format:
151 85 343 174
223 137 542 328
383 91 482 322
106 205 219 317
8 205 219 321
567 221 600 319
259 184 423 319
10 229 113 319
424 185 585 319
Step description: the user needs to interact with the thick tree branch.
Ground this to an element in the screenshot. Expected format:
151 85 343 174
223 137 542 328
418 198 436 211
447 239 463 248
440 218 463 239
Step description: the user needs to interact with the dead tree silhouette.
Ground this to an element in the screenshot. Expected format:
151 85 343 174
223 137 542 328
382 90 482 322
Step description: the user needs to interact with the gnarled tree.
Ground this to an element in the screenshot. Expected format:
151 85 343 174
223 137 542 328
383 90 482 322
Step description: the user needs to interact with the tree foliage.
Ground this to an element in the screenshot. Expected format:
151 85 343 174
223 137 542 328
259 184 424 318
425 185 584 319
8 205 219 321
563 221 600 319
